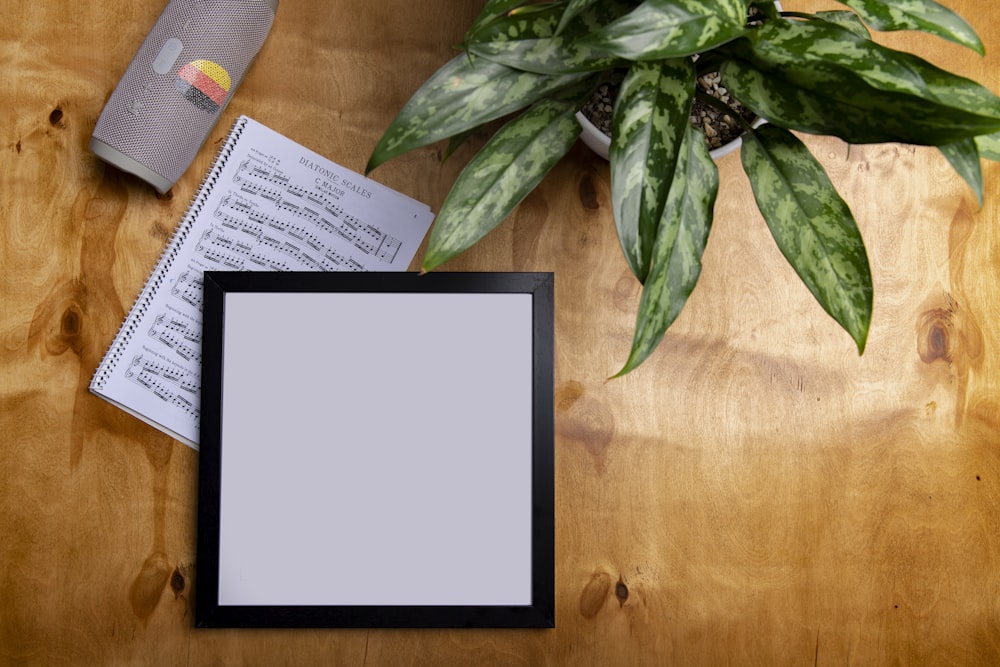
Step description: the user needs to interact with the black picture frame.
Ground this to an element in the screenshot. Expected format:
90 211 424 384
195 271 554 628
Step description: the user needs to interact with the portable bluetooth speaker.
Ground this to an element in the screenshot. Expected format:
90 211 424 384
91 0 278 193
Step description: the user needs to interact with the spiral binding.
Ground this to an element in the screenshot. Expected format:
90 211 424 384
90 116 249 390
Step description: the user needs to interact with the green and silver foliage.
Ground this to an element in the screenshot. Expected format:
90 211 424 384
368 0 1000 374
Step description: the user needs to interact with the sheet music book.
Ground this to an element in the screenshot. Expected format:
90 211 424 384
90 115 435 449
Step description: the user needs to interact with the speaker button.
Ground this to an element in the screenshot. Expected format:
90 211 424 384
152 38 184 75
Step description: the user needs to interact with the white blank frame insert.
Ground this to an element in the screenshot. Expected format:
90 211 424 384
196 271 554 628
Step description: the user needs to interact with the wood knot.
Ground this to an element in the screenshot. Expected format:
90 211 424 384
612 271 641 313
55 305 86 357
578 571 610 619
170 567 186 597
129 552 172 620
917 308 954 364
557 394 616 464
28 280 88 357
615 577 629 606
61 307 82 338
555 380 585 412
578 175 599 209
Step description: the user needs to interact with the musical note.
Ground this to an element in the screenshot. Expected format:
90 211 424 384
377 236 402 263
170 271 204 309
149 314 201 362
322 249 347 269
298 252 321 270
216 211 264 242
238 178 283 202
124 354 201 423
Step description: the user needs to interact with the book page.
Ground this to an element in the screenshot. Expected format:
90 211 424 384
90 116 434 449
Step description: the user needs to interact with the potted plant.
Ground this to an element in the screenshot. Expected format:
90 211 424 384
367 0 1000 374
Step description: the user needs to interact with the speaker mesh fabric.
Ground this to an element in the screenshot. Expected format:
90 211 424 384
93 0 274 189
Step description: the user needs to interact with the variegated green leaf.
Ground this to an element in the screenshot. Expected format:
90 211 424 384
939 138 984 206
422 97 585 271
720 19 1000 144
615 122 718 376
814 10 872 39
722 58 976 144
835 0 984 54
976 131 1000 162
740 18 997 111
741 124 872 353
610 59 697 282
467 0 630 74
584 0 748 61
556 0 601 35
367 54 589 173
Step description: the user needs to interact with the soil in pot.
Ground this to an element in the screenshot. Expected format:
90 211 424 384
579 72 758 153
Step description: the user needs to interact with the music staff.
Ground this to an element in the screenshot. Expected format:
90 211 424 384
124 354 200 422
377 236 402 263
149 314 200 363
208 192 402 272
198 228 288 271
226 155 405 265
170 271 204 309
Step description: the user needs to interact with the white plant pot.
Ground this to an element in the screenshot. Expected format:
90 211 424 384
575 110 613 160
575 109 765 162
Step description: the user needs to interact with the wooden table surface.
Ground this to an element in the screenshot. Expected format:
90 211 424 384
3 0 999 664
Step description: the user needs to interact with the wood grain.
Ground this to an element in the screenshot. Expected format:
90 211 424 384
2 0 999 664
